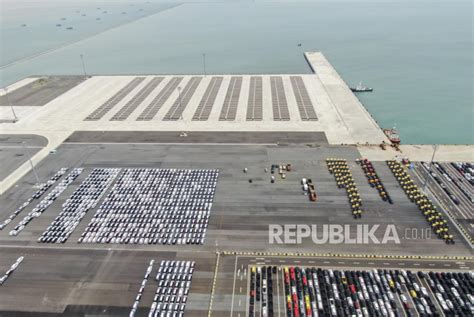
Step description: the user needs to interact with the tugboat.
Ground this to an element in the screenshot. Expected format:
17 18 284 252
350 82 373 92
383 127 400 144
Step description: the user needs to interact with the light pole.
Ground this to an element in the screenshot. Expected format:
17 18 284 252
423 144 438 192
4 87 18 122
22 141 41 185
80 54 87 77
202 53 206 77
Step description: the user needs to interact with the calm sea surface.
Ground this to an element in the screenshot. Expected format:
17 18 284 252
0 0 472 144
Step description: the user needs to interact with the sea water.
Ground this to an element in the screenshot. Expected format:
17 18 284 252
0 0 472 144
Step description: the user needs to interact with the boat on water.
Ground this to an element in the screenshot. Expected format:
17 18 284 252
350 82 373 92
383 127 400 144
56 24 62 27
66 27 73 30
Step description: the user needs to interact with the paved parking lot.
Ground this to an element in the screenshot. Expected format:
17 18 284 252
0 246 215 316
413 162 473 241
1 143 471 253
0 76 86 108
0 134 47 181
0 141 472 315
217 254 474 317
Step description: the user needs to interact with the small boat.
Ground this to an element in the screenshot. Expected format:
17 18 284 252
21 24 27 27
350 81 373 92
66 27 73 30
61 17 66 20
56 24 62 27
96 18 101 20
383 127 400 144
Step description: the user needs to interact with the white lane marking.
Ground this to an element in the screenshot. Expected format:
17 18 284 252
230 255 239 317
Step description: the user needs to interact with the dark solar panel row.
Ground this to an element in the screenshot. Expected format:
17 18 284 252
136 77 183 121
192 77 223 121
110 77 164 121
290 76 318 121
270 76 290 121
163 77 203 121
85 77 145 121
219 77 242 121
246 76 263 121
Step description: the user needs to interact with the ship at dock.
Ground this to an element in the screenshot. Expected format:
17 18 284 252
383 127 400 144
350 81 373 92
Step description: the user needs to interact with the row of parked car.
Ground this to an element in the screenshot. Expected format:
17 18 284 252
386 160 455 244
130 259 155 317
326 159 363 218
9 168 83 236
422 270 474 316
446 163 473 203
38 168 121 244
78 168 218 245
357 159 392 204
149 260 195 316
0 256 24 286
431 162 473 204
129 260 195 317
0 168 68 230
421 162 463 205
256 265 473 317
249 265 277 317
452 162 474 186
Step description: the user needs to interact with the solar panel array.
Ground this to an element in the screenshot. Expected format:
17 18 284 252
290 76 318 121
219 77 242 121
85 77 145 121
192 77 223 121
163 77 203 121
136 77 183 121
110 77 164 121
246 76 263 121
270 76 290 121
